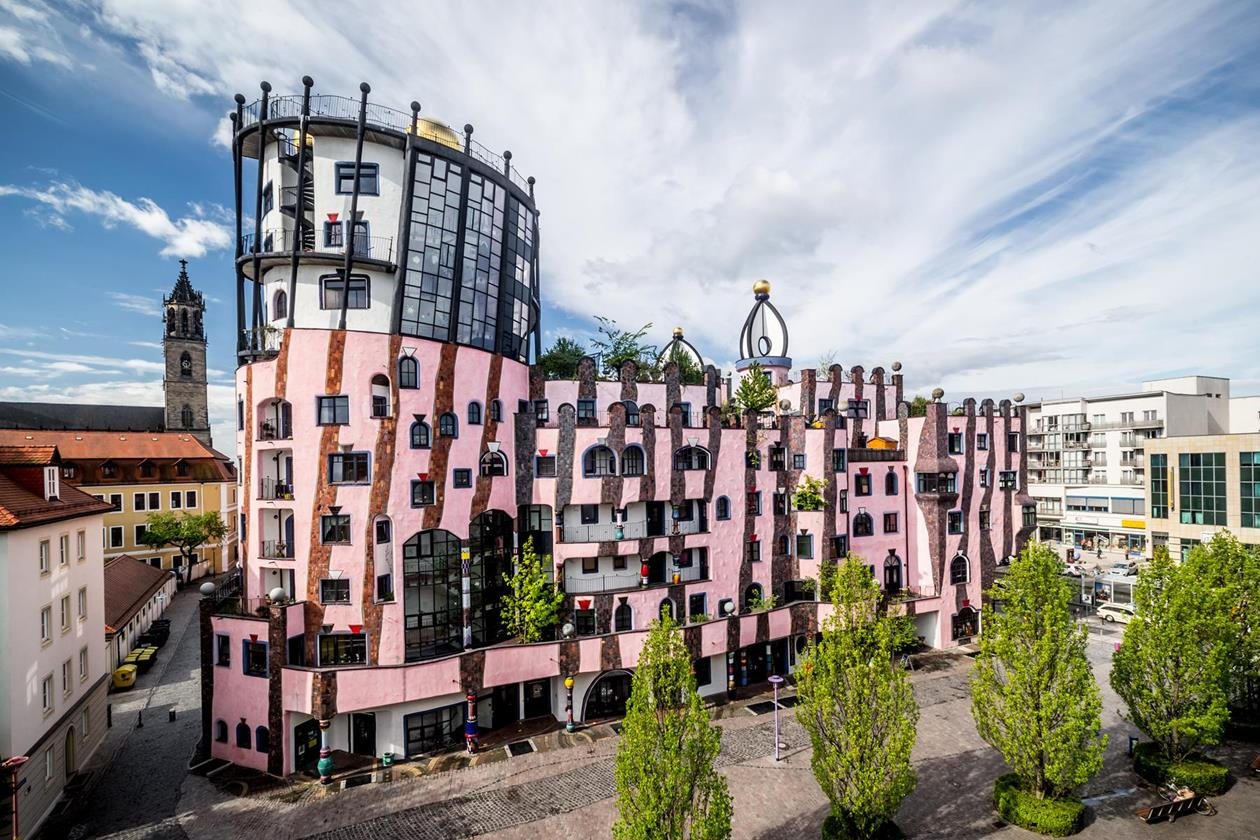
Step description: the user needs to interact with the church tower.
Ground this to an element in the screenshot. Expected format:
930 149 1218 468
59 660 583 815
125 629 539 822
163 260 212 447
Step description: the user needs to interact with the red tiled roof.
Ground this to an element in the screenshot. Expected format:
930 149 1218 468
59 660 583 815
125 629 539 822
0 445 59 466
0 429 221 460
104 554 174 634
0 465 113 529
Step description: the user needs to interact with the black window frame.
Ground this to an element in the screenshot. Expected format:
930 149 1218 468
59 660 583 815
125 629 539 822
319 274 370 310
320 514 352 544
334 161 380 195
328 452 371 484
832 448 847 472
398 356 419 389
317 395 350 425
715 496 731 520
411 480 436 507
535 455 557 477
410 421 431 449
438 412 458 438
854 473 873 496
467 401 482 425
453 468 472 488
320 578 351 604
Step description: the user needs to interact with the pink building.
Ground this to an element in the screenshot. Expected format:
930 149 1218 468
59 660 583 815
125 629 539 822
205 80 1035 777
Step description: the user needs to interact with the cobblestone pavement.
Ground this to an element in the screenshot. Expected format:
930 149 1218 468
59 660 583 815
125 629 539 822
55 585 205 839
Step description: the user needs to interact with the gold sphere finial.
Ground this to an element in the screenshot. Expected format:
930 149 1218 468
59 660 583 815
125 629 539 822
752 279 771 295
672 326 683 338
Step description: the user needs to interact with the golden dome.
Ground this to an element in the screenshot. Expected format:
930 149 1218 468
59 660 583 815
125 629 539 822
672 326 684 337
410 117 462 151
752 279 771 295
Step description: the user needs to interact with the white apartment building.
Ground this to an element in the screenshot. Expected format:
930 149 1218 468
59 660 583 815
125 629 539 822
1026 376 1242 557
0 446 113 838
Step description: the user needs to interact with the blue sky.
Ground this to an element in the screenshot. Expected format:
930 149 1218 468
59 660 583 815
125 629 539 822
2 0 1260 447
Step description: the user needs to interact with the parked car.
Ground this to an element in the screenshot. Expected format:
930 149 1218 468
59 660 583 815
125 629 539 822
1063 561 1089 577
1109 560 1139 577
1097 602 1136 624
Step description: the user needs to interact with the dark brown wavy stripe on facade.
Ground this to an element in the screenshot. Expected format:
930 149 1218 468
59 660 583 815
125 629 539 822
554 404 576 516
821 416 837 564
470 351 504 519
620 361 639 402
421 342 459 531
704 365 718 409
266 605 287 774
800 369 816 420
577 357 597 400
1002 405 1014 560
667 403 685 561
755 610 770 644
594 593 613 637
274 326 292 400
600 629 622 670
304 329 346 662
682 624 702 662
827 365 844 407
311 670 338 721
850 366 866 441
770 418 793 598
460 649 486 695
870 368 885 421
600 403 627 530
955 403 977 611
979 406 997 584
636 405 657 561
362 334 402 664
738 412 757 607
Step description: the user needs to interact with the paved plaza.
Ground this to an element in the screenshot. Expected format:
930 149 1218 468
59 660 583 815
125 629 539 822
54 596 1260 840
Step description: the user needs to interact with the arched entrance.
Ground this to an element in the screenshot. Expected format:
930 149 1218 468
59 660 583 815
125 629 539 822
64 726 76 779
582 669 634 722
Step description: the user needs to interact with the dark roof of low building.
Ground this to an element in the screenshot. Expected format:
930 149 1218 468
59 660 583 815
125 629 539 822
0 449 113 529
0 401 166 433
104 554 173 635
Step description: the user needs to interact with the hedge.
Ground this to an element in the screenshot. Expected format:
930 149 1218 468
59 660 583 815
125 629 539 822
992 774 1085 837
1132 741 1229 795
821 813 904 840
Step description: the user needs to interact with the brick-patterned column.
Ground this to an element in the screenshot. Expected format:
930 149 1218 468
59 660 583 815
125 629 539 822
267 604 288 775
420 343 458 530
304 330 346 662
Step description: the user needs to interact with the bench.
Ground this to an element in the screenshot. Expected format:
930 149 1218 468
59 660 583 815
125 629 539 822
1135 796 1199 823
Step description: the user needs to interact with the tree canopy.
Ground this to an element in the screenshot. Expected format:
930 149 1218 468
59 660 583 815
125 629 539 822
796 555 918 838
733 363 777 412
613 615 731 840
139 511 228 569
500 536 562 644
971 541 1106 799
537 336 586 380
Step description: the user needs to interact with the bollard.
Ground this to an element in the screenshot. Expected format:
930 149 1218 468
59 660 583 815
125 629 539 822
169 708 177 722
107 703 113 729
137 710 143 729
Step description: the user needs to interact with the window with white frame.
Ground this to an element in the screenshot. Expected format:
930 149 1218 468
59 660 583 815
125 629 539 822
39 539 50 574
109 526 124 548
76 529 85 561
60 595 70 632
79 646 88 681
59 534 69 566
62 659 72 696
78 587 87 620
41 674 53 714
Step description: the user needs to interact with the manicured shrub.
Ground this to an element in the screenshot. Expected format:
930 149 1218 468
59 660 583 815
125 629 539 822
821 813 903 840
992 774 1085 837
1132 741 1229 795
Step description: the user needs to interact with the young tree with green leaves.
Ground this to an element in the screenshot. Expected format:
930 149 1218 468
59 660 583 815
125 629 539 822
139 511 228 576
733 363 776 412
613 615 732 840
907 396 929 417
971 541 1106 800
796 555 918 839
1111 546 1232 763
661 342 706 385
537 336 587 380
500 536 563 644
591 316 658 380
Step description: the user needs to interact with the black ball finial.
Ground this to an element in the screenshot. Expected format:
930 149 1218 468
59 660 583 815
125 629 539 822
503 150 512 160
527 176 536 185
410 101 421 113
359 82 371 93
302 75 314 87
260 81 272 92
234 93 246 105
229 113 238 124
464 123 474 134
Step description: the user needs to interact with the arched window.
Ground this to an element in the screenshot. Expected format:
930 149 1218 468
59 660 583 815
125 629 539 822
179 351 192 378
614 601 632 632
235 720 251 749
398 356 418 389
658 598 675 622
410 421 431 449
255 726 270 753
370 374 390 418
468 401 482 425
438 412 458 438
885 469 899 496
950 553 970 585
273 289 288 321
715 496 731 520
214 719 228 743
489 399 503 422
582 445 616 477
743 583 763 612
778 534 790 555
180 309 189 335
673 446 710 471
623 400 640 427
180 404 194 429
480 450 508 477
620 445 645 477
884 550 903 593
853 511 874 537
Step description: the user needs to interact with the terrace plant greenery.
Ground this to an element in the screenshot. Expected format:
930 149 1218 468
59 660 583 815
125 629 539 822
500 536 563 644
613 615 732 840
1111 546 1232 764
793 474 827 512
537 336 586 380
971 541 1107 810
796 555 919 839
590 316 658 381
746 591 778 612
733 363 777 413
139 511 228 572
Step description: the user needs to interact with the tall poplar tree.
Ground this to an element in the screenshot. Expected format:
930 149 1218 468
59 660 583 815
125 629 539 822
613 615 732 840
971 541 1106 799
796 555 918 838
1111 546 1231 762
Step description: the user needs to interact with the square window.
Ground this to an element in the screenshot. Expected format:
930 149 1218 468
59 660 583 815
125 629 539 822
533 400 549 421
831 449 847 472
317 395 350 425
320 514 352 543
320 579 351 604
947 511 964 534
796 534 814 558
243 640 268 677
577 399 596 421
948 432 963 455
575 609 597 636
883 512 898 533
334 161 379 195
328 452 370 483
581 556 598 574
976 433 989 451
792 453 806 470
411 480 436 507
535 455 557 477
320 275 370 310
580 504 599 524
453 468 472 488
855 473 872 496
748 541 761 562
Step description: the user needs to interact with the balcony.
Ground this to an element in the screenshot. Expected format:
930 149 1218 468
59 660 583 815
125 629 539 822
239 228 395 264
259 477 295 501
240 326 283 358
259 539 294 560
1026 441 1045 451
564 561 708 595
562 520 651 543
1090 418 1164 431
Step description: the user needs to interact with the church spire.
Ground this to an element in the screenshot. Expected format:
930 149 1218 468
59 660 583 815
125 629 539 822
170 259 201 304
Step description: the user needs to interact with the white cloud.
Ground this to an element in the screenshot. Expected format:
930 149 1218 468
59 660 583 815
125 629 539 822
0 180 232 257
108 291 161 317
0 0 73 67
0 347 164 376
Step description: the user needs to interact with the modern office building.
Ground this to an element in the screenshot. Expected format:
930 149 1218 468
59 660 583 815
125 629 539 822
204 80 1033 777
1144 432 1260 558
1026 376 1237 556
0 445 112 839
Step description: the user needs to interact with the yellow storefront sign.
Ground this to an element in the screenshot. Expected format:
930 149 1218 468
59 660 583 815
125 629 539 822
1120 519 1146 530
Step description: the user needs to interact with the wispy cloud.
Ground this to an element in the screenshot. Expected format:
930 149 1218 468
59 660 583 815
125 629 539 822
0 180 232 257
107 291 161 317
0 347 164 376
0 0 73 68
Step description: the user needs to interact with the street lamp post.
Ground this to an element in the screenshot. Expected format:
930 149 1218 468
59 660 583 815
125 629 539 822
768 674 785 761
